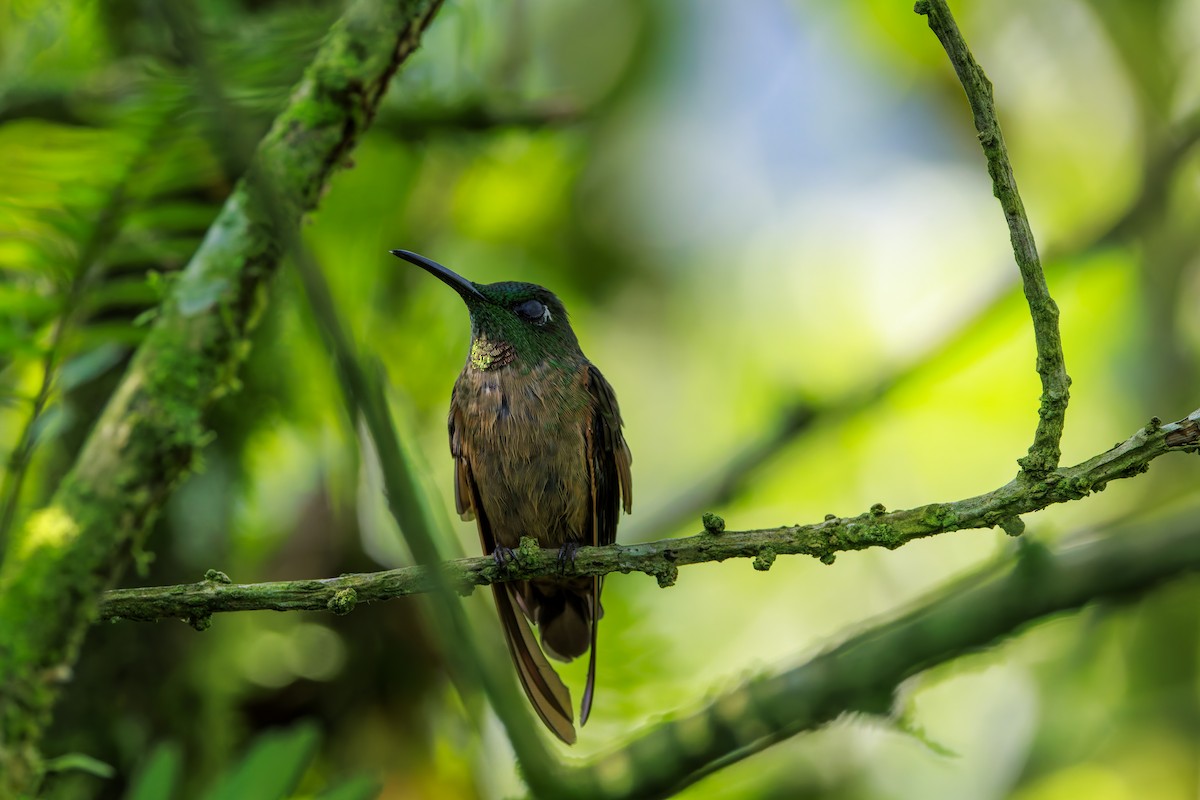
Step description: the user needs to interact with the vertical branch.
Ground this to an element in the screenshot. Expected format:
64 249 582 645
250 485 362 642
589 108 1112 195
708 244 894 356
915 0 1071 476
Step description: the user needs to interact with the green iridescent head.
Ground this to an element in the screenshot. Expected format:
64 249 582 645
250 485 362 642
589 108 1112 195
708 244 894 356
392 250 581 371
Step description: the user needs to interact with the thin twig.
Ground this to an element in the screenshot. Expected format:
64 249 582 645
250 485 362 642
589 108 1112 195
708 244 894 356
100 408 1200 621
916 0 1071 477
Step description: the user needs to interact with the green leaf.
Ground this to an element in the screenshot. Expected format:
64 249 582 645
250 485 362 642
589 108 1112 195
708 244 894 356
124 742 182 800
200 723 321 800
59 342 127 391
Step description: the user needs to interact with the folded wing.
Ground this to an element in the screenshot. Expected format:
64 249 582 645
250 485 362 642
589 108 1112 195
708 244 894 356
580 364 633 725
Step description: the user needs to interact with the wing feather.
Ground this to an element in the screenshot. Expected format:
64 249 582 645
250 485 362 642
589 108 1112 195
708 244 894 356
579 365 632 725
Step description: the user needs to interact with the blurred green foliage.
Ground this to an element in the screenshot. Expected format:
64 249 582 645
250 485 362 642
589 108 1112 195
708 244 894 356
2 0 1199 798
117 725 379 800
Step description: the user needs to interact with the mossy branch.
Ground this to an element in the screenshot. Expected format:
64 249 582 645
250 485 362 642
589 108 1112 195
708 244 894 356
916 0 1071 477
0 1 443 795
100 408 1200 622
554 516 1200 799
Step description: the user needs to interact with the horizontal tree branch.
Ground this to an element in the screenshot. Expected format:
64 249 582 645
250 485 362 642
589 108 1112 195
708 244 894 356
100 408 1200 623
555 515 1200 799
917 0 1071 477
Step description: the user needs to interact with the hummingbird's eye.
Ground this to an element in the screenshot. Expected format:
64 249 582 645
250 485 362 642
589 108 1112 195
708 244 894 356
514 299 551 325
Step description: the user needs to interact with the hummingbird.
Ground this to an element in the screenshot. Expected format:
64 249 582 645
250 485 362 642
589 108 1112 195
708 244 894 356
392 249 632 744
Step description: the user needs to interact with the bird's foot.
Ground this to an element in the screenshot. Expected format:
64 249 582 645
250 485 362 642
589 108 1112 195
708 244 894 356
556 541 580 575
493 546 519 572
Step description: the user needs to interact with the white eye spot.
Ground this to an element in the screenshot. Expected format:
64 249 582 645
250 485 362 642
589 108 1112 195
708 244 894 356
515 299 551 325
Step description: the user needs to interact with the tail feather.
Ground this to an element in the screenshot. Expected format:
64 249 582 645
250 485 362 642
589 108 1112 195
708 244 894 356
492 584 576 744
527 578 593 661
579 576 601 726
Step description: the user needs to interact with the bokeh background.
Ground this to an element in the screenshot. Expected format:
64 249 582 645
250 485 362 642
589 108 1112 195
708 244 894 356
3 0 1200 797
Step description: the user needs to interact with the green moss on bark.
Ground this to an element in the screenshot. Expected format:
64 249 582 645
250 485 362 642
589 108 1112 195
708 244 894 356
0 1 444 794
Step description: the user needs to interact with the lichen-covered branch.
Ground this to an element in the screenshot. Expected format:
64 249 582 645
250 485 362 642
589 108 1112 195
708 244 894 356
0 1 443 794
100 408 1200 622
916 0 1071 477
554 516 1200 799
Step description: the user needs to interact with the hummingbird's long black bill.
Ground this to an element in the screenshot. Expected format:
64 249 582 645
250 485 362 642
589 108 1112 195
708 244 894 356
390 249 485 302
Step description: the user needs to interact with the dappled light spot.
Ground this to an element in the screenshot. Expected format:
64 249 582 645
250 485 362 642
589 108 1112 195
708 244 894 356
17 506 79 559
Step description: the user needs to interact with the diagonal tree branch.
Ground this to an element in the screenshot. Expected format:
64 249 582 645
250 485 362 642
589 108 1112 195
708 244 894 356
99 408 1200 621
0 1 443 794
154 1 563 778
286 196 560 787
557 516 1200 799
1090 106 1200 248
916 0 1071 477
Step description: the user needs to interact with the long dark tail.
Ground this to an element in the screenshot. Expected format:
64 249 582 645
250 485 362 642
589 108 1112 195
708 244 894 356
580 576 601 726
522 576 601 727
493 583 576 744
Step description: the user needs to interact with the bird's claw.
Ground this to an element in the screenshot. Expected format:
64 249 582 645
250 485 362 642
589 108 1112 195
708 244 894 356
493 546 518 571
557 542 580 575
